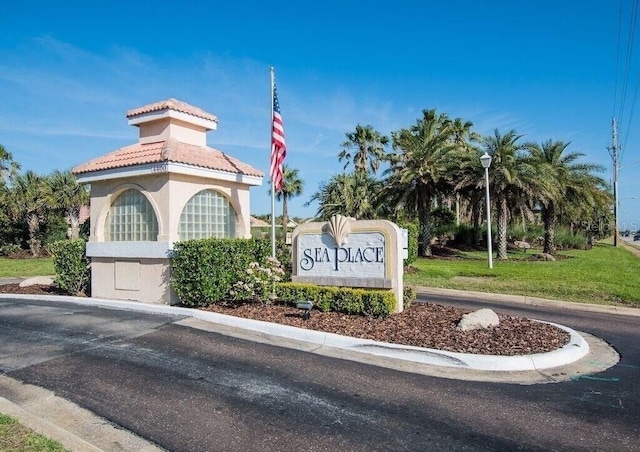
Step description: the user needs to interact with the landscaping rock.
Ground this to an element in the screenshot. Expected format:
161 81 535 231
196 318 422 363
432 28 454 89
514 240 531 251
535 253 556 261
457 308 500 331
19 276 54 287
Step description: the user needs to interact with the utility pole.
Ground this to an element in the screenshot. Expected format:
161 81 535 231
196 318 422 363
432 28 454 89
608 117 620 247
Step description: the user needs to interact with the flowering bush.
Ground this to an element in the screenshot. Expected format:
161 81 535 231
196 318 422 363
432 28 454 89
228 256 285 303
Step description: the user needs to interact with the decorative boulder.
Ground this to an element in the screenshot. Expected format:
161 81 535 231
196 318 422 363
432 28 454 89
457 308 500 331
514 240 531 251
19 276 54 287
535 253 556 261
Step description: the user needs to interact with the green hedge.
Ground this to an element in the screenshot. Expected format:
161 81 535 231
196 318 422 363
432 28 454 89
49 239 90 296
171 238 270 307
275 282 397 318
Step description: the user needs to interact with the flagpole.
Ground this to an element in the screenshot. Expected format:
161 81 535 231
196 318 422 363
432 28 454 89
270 67 277 259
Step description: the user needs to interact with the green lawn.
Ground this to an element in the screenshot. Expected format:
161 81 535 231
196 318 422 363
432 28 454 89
0 413 68 451
405 242 640 307
2 244 639 307
0 257 55 278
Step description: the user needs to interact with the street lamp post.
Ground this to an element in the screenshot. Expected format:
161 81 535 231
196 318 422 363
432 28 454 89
480 152 493 269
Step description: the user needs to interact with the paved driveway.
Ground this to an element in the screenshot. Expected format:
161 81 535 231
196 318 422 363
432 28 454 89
1 296 638 451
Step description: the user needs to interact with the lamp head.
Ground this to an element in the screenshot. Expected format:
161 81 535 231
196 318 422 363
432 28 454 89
480 152 492 169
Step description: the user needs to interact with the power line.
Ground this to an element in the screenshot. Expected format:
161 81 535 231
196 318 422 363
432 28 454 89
618 0 639 126
622 68 640 155
613 0 624 117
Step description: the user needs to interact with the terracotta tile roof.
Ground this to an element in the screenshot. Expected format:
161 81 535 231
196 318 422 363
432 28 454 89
72 138 263 178
126 98 218 123
250 216 270 227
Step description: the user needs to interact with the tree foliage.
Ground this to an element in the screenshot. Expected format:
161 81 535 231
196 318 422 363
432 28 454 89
338 124 389 175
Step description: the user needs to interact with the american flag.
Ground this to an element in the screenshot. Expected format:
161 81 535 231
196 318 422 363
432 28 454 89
270 81 286 191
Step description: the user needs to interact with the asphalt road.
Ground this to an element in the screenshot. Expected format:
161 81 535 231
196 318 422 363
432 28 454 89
1 296 638 451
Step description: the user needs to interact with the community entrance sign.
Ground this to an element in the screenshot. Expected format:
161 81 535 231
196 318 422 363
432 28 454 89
291 215 407 312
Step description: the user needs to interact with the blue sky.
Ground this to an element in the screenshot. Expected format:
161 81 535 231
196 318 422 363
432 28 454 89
1 1 639 228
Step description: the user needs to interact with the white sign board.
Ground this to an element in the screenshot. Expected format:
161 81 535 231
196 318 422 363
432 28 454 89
297 231 386 278
291 216 406 313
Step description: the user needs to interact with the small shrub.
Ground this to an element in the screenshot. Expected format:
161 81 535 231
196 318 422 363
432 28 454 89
0 243 22 257
276 240 292 280
430 207 456 245
49 239 90 295
452 224 478 248
509 224 544 245
229 257 285 303
275 282 396 318
403 285 417 309
554 228 588 250
42 212 69 246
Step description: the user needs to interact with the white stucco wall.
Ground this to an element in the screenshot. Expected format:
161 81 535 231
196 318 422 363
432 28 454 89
88 172 252 243
138 118 208 146
86 170 253 304
91 257 177 304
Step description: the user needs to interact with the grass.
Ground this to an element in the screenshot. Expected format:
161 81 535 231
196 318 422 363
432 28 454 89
0 257 54 278
2 242 639 307
405 242 640 307
0 413 68 451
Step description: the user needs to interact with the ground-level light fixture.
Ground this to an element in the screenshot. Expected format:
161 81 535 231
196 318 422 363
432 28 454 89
296 301 313 320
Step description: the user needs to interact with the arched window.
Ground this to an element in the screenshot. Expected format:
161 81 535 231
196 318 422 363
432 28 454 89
179 190 236 240
106 189 158 241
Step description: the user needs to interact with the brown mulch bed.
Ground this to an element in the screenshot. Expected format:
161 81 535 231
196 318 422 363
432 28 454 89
202 301 570 356
0 283 68 295
1 283 570 356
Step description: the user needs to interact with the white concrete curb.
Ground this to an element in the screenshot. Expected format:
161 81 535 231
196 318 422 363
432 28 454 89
0 293 589 372
417 286 640 317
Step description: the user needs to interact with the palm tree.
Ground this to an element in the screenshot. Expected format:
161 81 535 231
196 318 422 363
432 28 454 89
46 170 90 240
386 109 458 257
448 118 481 226
529 140 607 254
0 144 20 184
563 185 612 243
338 125 389 175
453 147 490 246
481 129 550 260
8 171 50 256
307 172 382 220
274 165 303 237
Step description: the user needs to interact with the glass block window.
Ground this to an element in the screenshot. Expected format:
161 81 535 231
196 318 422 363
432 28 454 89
106 189 158 241
179 190 236 240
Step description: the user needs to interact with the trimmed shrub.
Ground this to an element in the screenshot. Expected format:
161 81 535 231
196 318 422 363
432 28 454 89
171 238 270 307
49 239 90 295
229 256 285 303
275 282 396 318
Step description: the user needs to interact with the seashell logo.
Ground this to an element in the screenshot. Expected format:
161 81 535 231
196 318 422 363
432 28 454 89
324 214 352 247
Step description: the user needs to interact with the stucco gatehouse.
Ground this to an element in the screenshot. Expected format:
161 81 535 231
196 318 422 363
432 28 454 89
73 99 263 304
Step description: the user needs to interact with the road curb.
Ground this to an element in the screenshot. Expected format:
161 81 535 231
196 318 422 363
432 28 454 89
0 375 161 452
416 286 640 317
0 293 592 372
